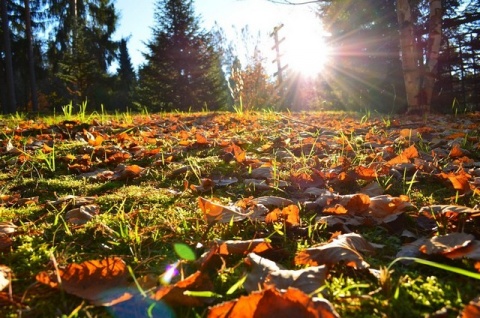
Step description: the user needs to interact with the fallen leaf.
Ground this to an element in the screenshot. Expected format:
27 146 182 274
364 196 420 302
387 144 419 165
0 222 17 235
245 253 328 295
36 257 132 306
461 296 480 318
294 233 375 269
216 239 273 256
419 232 475 257
369 195 413 218
112 164 145 180
0 265 11 291
207 287 339 318
198 197 248 224
360 181 384 197
152 270 213 307
65 204 100 225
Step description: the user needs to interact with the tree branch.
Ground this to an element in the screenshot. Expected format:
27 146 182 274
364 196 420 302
267 0 323 5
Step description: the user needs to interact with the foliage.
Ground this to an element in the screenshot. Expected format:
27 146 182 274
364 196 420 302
1 111 480 316
137 0 229 112
316 0 407 113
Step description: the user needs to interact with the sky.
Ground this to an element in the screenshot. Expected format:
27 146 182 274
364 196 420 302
113 0 323 72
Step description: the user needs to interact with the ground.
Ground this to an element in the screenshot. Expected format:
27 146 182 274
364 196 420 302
1 110 480 317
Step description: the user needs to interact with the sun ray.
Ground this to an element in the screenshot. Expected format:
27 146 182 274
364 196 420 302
281 12 331 77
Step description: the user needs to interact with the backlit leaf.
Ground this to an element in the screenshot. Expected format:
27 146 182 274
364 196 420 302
36 257 132 306
174 243 197 261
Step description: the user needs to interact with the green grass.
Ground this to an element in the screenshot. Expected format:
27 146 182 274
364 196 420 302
1 110 480 317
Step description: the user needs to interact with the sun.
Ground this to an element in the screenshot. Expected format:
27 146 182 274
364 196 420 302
281 14 331 77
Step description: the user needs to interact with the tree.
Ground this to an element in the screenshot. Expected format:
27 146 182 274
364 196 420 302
46 0 118 109
113 37 136 110
24 0 39 112
268 0 464 114
316 0 406 112
137 0 229 111
396 0 443 114
1 0 17 114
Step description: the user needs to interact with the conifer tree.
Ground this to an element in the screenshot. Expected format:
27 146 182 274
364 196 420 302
137 0 228 111
114 38 136 110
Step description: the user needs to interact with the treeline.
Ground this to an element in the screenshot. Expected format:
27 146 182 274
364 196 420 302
1 0 479 114
0 0 233 114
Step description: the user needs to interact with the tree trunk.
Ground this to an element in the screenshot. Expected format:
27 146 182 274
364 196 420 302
423 0 442 110
397 0 442 115
1 0 17 114
24 0 39 112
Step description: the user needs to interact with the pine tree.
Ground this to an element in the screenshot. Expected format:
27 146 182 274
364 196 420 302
137 0 228 111
1 0 17 114
46 0 118 108
113 38 136 110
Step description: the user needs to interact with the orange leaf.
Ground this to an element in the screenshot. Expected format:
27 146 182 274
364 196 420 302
439 170 471 193
42 143 54 153
195 133 209 145
198 197 247 224
323 204 348 215
449 143 464 158
355 166 378 180
152 271 213 307
217 239 273 256
282 205 300 227
387 145 418 165
88 135 104 147
231 143 246 163
207 287 339 318
113 165 144 180
36 257 132 306
294 233 374 269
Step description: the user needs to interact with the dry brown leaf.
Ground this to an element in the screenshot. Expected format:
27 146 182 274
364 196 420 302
420 232 475 256
231 143 246 163
88 135 104 147
198 197 248 224
354 166 378 180
36 257 132 306
250 166 273 179
112 164 145 180
294 233 374 269
252 196 295 209
195 133 209 145
216 239 273 256
360 181 384 197
152 271 213 307
0 222 17 235
265 205 300 227
0 235 13 252
369 195 413 218
387 144 419 165
207 287 339 318
0 265 12 291
460 296 480 318
419 205 480 219
290 170 325 189
65 204 100 225
245 253 328 295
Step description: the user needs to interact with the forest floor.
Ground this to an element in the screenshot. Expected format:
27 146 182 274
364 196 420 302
1 110 480 317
